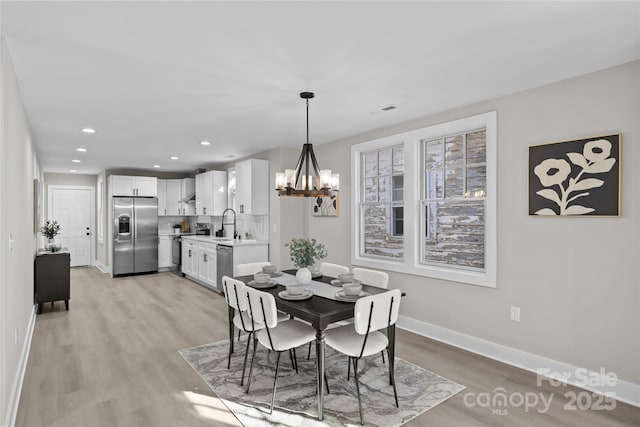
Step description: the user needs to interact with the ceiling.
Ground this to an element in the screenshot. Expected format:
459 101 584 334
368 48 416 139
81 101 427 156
2 1 639 175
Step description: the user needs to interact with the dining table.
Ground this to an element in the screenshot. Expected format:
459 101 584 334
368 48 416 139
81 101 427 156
233 269 400 421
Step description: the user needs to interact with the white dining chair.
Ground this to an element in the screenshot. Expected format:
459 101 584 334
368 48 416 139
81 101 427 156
325 289 402 425
244 286 316 413
221 276 260 386
235 262 272 276
319 262 350 278
352 267 389 289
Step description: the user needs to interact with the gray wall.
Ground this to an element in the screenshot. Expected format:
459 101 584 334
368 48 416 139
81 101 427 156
0 38 42 427
310 60 640 383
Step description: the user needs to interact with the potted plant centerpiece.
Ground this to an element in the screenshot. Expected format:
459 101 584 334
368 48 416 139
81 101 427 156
285 238 327 284
40 220 61 252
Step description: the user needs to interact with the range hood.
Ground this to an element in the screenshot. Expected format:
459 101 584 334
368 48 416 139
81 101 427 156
182 193 196 204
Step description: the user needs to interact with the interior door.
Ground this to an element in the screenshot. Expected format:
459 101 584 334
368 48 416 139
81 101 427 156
50 187 92 267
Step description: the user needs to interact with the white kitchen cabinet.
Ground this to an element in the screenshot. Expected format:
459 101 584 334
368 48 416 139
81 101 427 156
158 235 172 268
165 180 181 215
235 159 268 215
157 179 167 215
195 170 227 216
197 242 217 288
182 239 198 276
110 175 158 197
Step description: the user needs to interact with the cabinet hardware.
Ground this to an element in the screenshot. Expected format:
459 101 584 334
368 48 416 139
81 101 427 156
204 254 207 262
188 249 192 257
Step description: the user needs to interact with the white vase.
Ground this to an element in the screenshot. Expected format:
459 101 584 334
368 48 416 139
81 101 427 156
296 267 312 285
46 238 55 251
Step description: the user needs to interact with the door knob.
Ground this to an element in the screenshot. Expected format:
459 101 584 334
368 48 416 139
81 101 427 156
86 232 90 236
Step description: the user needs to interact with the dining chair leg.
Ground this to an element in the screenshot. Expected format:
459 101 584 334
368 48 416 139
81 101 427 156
381 350 385 364
240 331 253 386
324 372 330 394
293 348 299 374
347 356 351 380
227 331 234 369
353 358 364 425
288 349 297 373
270 351 282 414
238 329 242 342
388 349 399 407
246 337 258 394
307 342 312 360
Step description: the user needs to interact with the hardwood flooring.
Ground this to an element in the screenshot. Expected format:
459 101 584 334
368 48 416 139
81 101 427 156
15 267 640 426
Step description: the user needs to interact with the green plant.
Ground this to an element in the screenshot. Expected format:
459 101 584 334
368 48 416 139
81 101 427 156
40 220 61 239
285 238 327 268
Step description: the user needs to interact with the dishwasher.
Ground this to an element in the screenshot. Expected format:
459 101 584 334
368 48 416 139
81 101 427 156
216 245 233 293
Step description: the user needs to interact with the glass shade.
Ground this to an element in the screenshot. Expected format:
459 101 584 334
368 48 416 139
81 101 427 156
331 174 340 190
275 172 285 190
285 169 296 188
319 169 332 188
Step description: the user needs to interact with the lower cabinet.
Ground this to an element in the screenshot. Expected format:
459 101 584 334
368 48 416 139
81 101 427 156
158 236 172 269
182 240 198 277
182 238 217 290
197 243 217 289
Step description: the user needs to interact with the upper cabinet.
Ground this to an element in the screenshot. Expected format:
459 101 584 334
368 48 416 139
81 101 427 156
110 175 157 197
195 170 227 216
235 159 268 215
158 178 195 216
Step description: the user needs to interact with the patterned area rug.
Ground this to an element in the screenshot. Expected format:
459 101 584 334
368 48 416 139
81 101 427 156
179 338 464 427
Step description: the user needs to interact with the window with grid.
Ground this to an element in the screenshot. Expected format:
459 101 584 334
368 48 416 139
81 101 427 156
351 111 496 287
422 129 486 270
360 146 404 259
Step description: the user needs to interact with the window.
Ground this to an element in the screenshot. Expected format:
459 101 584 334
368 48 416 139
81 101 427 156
359 146 404 259
422 129 486 270
351 112 496 287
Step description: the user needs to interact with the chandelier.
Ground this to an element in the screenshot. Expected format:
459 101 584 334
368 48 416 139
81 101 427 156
275 92 339 197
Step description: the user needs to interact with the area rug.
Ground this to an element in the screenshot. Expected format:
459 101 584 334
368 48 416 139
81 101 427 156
179 338 464 427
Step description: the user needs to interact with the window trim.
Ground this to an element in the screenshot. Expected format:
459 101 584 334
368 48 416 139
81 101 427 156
351 111 497 288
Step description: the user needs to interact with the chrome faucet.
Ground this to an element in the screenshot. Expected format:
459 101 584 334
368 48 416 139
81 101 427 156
221 208 237 239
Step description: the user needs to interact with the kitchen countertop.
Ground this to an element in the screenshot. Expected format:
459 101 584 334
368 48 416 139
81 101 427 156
180 235 268 246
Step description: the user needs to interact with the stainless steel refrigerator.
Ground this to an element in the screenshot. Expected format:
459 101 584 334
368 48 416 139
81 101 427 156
113 197 158 276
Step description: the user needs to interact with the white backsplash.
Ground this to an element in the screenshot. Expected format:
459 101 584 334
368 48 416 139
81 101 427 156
192 214 268 241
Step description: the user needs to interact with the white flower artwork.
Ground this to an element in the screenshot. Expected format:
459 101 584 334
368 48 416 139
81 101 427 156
529 135 620 216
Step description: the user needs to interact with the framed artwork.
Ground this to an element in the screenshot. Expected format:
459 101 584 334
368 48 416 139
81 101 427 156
529 134 620 216
312 194 338 217
33 178 42 232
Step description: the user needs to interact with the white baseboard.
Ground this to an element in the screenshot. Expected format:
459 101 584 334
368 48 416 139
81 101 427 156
5 305 36 427
94 261 110 274
396 315 640 408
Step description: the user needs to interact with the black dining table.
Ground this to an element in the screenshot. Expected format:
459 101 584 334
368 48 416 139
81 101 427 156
233 269 398 421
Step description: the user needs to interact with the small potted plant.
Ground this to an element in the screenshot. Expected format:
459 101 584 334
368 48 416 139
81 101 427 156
285 238 327 284
40 220 61 252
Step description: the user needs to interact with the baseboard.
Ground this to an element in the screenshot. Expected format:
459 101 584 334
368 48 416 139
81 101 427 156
396 315 640 408
5 305 36 427
94 261 110 274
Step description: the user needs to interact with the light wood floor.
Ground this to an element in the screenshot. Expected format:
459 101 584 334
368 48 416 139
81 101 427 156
16 267 639 426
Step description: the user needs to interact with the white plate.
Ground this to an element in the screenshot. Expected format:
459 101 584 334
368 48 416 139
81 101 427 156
268 271 283 277
248 279 277 289
334 290 371 302
330 279 361 286
278 289 313 301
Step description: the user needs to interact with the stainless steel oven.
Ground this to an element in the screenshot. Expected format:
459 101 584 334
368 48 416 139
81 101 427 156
171 235 183 276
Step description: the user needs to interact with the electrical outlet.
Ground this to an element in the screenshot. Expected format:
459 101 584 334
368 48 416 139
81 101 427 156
510 306 521 322
9 233 14 251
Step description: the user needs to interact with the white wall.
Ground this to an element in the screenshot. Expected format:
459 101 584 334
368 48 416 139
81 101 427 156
0 38 41 427
310 61 640 384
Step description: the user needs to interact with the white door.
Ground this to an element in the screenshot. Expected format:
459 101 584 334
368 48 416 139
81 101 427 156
50 187 92 267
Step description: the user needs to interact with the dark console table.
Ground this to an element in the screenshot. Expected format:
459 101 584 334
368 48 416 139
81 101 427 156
34 249 70 314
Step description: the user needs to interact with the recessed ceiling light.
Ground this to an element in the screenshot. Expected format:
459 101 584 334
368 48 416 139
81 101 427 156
81 128 96 134
224 155 235 158
69 170 77 173
200 141 211 146
170 156 179 160
76 148 87 152
153 165 160 168
72 159 81 163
